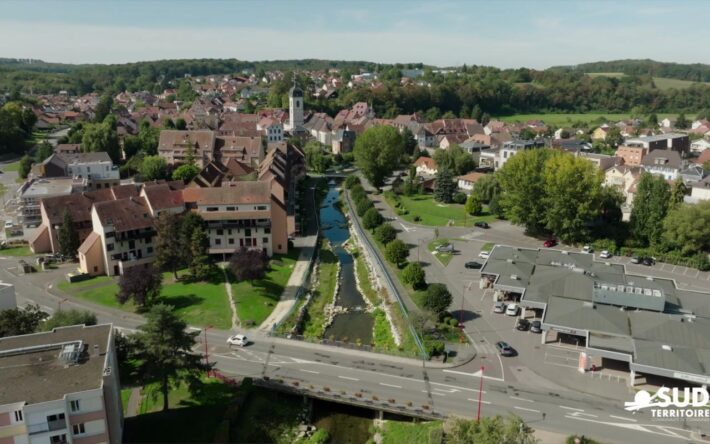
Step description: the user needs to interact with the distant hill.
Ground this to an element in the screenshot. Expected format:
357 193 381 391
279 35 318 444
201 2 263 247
552 59 710 83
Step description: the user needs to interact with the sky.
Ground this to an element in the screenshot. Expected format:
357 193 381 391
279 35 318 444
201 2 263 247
0 0 709 69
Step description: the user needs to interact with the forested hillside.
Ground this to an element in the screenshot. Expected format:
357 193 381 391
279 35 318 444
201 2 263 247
554 59 710 82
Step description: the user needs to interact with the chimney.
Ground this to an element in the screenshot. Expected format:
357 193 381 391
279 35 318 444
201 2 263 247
93 344 100 357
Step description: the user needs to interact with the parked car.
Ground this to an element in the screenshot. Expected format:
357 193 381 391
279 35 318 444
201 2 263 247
642 257 656 266
599 250 612 259
530 320 542 333
515 318 530 331
493 301 507 313
435 243 454 253
630 256 641 264
4 221 12 229
227 334 249 347
543 239 557 248
474 221 490 229
582 245 593 254
478 250 490 259
505 303 520 316
465 261 482 269
495 341 515 356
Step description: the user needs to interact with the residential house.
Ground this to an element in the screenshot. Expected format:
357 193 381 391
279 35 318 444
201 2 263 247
0 324 123 444
217 136 264 168
690 138 710 154
303 113 334 146
576 152 620 171
157 130 217 168
332 129 355 155
55 144 82 155
591 126 610 141
604 165 642 220
413 157 438 177
641 149 683 181
39 152 120 190
624 133 690 157
18 178 86 227
457 172 485 193
679 165 706 186
615 145 647 167
496 139 544 170
695 150 710 167
256 117 284 143
191 159 255 188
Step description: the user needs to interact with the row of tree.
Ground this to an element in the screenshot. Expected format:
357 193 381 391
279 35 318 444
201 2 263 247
0 101 36 157
0 305 97 338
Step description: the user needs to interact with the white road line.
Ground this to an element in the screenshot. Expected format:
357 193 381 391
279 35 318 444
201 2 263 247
442 369 503 382
510 396 534 403
559 406 584 412
514 406 541 413
379 383 402 389
467 398 491 405
432 387 459 393
425 391 446 397
338 376 359 381
570 412 598 418
609 415 636 422
300 369 320 375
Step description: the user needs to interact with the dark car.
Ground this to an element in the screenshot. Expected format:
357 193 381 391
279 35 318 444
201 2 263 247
642 257 656 266
543 239 557 248
496 341 515 356
474 221 490 229
530 320 542 333
630 256 641 264
465 261 482 269
515 319 530 331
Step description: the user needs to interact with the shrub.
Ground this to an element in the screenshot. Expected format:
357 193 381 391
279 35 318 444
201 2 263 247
402 262 426 289
426 340 445 356
421 283 453 316
413 215 421 221
448 317 459 327
453 192 467 204
350 184 366 201
375 223 397 244
384 239 409 265
344 175 360 189
362 207 384 230
355 197 374 217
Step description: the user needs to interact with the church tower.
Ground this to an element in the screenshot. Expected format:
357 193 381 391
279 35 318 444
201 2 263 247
288 76 304 132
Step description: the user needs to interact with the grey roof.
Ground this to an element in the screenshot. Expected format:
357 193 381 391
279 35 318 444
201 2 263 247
544 296 630 336
20 178 78 198
628 311 710 349
525 265 594 305
0 324 112 405
641 149 682 169
626 133 688 143
633 339 709 375
588 332 634 354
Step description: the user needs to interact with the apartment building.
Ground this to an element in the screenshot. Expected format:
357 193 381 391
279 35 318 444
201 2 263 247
157 130 217 168
0 324 123 444
18 178 86 228
624 133 689 156
39 153 120 191
614 145 647 167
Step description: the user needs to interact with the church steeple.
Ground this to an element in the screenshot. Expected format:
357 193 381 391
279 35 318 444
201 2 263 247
288 73 304 131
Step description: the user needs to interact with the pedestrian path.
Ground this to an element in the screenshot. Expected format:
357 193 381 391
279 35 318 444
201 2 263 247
124 387 142 418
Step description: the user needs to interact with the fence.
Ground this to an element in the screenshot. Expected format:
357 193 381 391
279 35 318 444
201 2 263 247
343 189 429 360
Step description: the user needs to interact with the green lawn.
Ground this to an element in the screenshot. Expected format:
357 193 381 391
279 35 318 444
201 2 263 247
498 112 680 126
428 239 454 266
302 244 338 339
1 160 20 172
0 246 33 256
386 192 495 227
380 420 443 444
232 249 300 326
121 388 132 416
481 242 495 252
372 308 396 351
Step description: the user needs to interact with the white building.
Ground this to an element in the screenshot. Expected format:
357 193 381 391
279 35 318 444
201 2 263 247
286 81 304 132
690 138 710 154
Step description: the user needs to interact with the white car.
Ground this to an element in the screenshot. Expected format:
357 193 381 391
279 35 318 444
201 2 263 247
582 245 593 254
4 221 12 229
227 334 249 347
505 303 520 316
599 250 612 259
478 251 490 259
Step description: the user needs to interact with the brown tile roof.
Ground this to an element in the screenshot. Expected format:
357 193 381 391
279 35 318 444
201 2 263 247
414 156 438 170
457 172 485 183
142 184 184 210
182 181 271 206
93 196 154 232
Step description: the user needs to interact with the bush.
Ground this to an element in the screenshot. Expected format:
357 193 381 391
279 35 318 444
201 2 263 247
453 192 467 204
344 175 361 189
375 223 397 244
448 317 459 327
384 239 409 265
401 262 426 289
362 207 384 230
413 215 420 221
426 340 445 356
350 184 366 201
421 283 453 316
355 197 374 217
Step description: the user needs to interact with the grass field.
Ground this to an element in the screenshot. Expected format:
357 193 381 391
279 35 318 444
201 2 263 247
1 160 20 172
428 239 454 266
652 77 710 90
380 420 443 444
586 72 626 78
385 192 495 227
0 246 33 256
302 244 338 339
121 388 132 416
232 249 299 326
499 112 680 126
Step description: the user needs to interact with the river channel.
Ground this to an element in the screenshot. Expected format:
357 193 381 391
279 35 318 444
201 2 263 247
319 183 373 343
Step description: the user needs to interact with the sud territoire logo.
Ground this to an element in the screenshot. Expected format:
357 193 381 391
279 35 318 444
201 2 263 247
625 387 710 414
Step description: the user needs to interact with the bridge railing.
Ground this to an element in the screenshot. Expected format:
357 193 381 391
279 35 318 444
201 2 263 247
269 332 420 359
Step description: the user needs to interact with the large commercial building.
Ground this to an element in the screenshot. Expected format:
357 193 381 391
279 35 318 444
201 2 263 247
481 246 710 387
0 324 123 444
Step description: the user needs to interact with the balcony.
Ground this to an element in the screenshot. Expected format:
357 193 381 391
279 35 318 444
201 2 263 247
27 419 67 435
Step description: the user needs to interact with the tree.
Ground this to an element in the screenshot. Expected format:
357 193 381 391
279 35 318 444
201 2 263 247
421 283 452 316
604 127 624 148
0 304 48 338
362 207 384 230
354 126 404 187
172 163 200 182
34 141 54 163
646 113 658 128
117 264 163 308
304 141 331 173
188 226 212 280
465 194 483 215
488 190 504 218
472 174 501 203
445 415 536 444
57 209 80 258
384 239 408 265
42 310 97 331
154 212 183 279
542 152 604 243
375 223 397 244
175 118 187 130
669 177 689 207
138 120 160 155
344 175 361 189
179 212 205 269
675 112 689 129
81 119 121 162
132 304 208 411
402 262 426 289
434 168 456 203
355 197 374 217
230 248 269 283
630 172 671 246
433 144 475 175
18 155 32 179
94 94 113 123
453 192 467 204
401 127 417 155
662 201 710 256
140 155 168 181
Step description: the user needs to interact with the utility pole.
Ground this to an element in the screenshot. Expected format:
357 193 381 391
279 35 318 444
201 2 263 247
460 282 465 327
203 325 213 376
477 366 485 421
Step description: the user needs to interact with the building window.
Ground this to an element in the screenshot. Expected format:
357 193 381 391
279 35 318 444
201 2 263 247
206 207 218 212
263 237 269 244
264 228 271 234
227 229 232 235
228 238 234 245
70 400 80 412
14 410 23 422
226 206 235 211
216 229 224 235
50 434 66 444
245 229 251 237
73 424 85 435
147 247 153 254
106 243 114 251
215 239 221 245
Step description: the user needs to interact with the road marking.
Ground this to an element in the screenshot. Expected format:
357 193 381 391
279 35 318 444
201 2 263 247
467 398 491 405
568 411 598 418
442 369 503 382
433 387 459 393
609 415 636 422
425 391 446 397
559 406 584 412
300 369 320 375
563 415 691 440
379 383 401 388
514 406 541 413
510 396 534 403
338 376 359 381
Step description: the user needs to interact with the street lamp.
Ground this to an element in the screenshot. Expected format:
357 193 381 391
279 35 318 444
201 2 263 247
57 298 68 312
477 366 485 421
203 325 214 377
